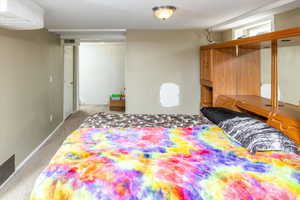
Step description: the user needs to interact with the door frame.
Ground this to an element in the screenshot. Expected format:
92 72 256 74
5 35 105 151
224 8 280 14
63 40 77 120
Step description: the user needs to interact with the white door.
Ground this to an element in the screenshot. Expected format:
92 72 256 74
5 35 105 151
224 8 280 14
64 46 74 119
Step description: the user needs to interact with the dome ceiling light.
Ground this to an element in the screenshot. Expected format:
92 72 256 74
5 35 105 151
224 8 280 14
152 6 177 21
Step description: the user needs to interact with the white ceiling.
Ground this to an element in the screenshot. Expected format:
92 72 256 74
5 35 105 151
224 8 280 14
32 0 290 30
212 0 300 30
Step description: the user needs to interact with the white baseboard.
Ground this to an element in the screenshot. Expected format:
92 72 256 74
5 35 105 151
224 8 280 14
0 120 64 191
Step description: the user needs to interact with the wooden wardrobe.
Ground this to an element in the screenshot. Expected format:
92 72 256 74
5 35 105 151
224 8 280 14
200 27 300 146
200 47 261 106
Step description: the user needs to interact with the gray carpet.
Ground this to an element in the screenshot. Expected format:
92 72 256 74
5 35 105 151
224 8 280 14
0 105 114 200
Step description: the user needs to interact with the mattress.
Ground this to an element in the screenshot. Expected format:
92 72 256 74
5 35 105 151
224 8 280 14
80 113 212 128
30 125 300 200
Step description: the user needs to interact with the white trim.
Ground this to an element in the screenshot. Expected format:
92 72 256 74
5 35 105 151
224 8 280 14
0 120 64 191
63 45 76 120
74 43 80 111
64 110 77 121
79 41 127 46
48 29 126 33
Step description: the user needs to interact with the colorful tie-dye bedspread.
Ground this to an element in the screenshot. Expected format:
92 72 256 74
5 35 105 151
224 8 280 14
31 125 300 200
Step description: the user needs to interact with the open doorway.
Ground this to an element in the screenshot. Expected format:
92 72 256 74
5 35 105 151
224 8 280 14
63 44 75 119
78 42 126 114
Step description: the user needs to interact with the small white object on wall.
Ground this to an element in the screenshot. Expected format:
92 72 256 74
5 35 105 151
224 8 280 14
49 75 53 83
0 0 44 30
160 83 180 108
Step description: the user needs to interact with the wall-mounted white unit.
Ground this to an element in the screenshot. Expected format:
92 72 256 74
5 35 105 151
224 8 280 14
0 0 44 30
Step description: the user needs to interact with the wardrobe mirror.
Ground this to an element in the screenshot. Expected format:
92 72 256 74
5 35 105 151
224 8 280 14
259 41 272 103
277 35 300 107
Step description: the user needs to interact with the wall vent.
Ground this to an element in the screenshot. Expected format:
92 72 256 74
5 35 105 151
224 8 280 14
0 0 44 30
64 39 76 45
0 155 15 186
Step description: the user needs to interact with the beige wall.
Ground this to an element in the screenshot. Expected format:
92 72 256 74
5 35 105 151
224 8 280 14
0 29 63 166
125 30 207 114
275 8 300 30
221 29 233 41
277 46 300 105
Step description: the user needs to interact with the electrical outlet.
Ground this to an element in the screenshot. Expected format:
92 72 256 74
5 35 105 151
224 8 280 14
50 114 53 122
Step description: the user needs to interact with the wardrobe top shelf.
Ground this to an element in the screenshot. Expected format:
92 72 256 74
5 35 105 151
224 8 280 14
201 27 300 50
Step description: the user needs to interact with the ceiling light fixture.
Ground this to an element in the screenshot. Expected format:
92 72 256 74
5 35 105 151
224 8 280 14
153 6 176 21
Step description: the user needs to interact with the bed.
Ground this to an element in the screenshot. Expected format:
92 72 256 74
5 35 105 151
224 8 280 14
30 113 300 200
79 113 212 128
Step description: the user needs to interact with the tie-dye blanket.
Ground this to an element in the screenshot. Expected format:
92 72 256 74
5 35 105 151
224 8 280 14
31 125 300 200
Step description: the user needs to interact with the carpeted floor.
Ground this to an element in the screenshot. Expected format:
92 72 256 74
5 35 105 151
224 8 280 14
0 105 116 200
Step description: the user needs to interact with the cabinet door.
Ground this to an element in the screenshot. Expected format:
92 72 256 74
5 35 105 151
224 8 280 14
200 49 212 82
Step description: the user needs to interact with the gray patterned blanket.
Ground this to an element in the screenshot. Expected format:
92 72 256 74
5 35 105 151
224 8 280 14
80 113 212 128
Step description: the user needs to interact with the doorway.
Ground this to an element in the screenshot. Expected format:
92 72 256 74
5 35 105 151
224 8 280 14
63 45 75 119
78 42 126 114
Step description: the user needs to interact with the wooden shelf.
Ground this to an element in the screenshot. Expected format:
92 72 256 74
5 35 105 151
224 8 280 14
200 26 300 109
201 27 300 50
200 46 260 107
233 95 273 118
